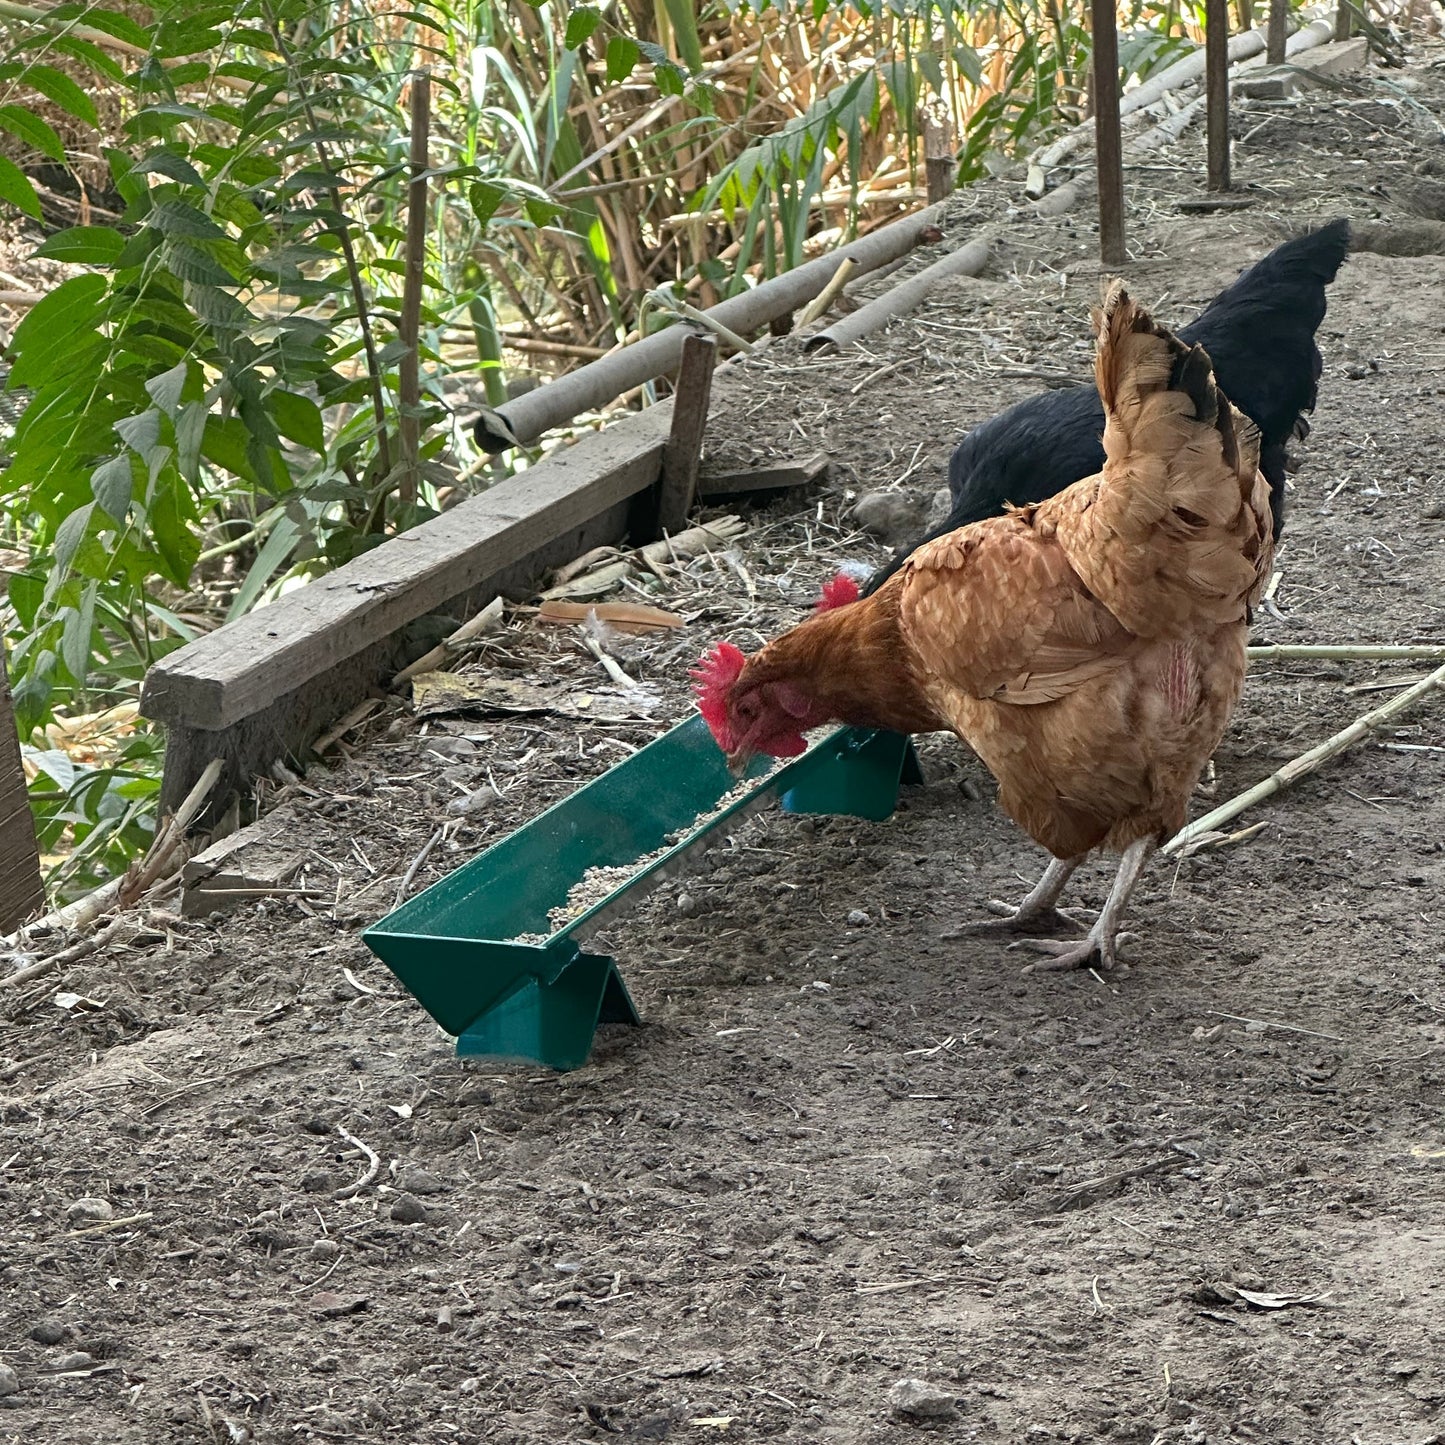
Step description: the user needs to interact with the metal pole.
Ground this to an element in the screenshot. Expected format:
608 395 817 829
1267 0 1289 64
1090 0 1126 266
1206 0 1231 192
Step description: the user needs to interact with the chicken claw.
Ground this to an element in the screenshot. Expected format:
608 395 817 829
1012 929 1140 973
941 855 1085 940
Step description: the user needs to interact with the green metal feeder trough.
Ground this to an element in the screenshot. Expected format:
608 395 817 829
362 717 921 1071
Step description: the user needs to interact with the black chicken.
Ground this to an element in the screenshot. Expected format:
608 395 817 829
865 218 1351 596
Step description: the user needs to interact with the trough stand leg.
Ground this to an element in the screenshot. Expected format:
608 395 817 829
455 948 641 1073
780 729 924 823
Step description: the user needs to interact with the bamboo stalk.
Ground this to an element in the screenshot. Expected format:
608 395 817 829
796 258 857 328
1164 662 1445 855
1247 645 1445 661
397 69 431 509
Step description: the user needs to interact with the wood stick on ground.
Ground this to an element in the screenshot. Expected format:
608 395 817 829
539 517 748 601
1247 644 1445 662
393 596 505 688
1164 661 1445 854
796 258 858 329
1 758 224 953
0 917 126 994
333 1126 382 1200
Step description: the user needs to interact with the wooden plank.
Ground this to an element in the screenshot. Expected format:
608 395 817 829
154 493 638 817
0 648 44 933
141 402 673 733
652 333 717 539
697 453 830 497
1234 37 1368 98
1206 0 1232 192
1090 0 1126 266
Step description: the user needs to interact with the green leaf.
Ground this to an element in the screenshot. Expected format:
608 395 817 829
0 154 41 220
659 0 704 72
13 63 99 127
606 35 640 83
0 105 65 162
56 6 153 49
33 226 126 266
133 149 206 188
564 6 601 48
52 502 95 577
174 400 207 483
91 455 134 523
147 199 226 240
524 197 561 227
115 409 164 461
149 477 200 586
61 583 97 682
468 180 505 227
162 240 239 286
145 362 188 418
269 391 325 453
8 275 108 385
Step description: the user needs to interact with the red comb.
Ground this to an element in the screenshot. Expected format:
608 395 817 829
689 641 748 748
816 573 860 611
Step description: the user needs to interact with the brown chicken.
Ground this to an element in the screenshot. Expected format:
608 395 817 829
691 283 1274 970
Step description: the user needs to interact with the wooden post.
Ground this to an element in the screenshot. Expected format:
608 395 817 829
1090 0 1126 265
397 68 431 509
1333 0 1352 40
1236 0 1254 29
1267 0 1288 64
0 648 44 934
923 108 955 206
653 334 717 538
1205 0 1231 192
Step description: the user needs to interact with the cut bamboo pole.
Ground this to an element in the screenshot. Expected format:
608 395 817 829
1247 645 1445 662
1206 0 1232 191
803 234 992 353
1164 662 1445 855
472 203 950 452
1090 0 1127 265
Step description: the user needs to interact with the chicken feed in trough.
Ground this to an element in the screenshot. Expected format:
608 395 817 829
362 716 921 1071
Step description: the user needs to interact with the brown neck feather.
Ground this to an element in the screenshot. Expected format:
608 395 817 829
747 582 944 735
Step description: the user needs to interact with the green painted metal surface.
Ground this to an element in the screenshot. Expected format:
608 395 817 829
362 718 920 1070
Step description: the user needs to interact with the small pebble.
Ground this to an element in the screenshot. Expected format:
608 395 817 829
54 1352 94 1373
889 1377 959 1421
29 1319 66 1346
846 909 870 927
65 1198 113 1225
397 1167 445 1196
676 893 699 918
309 1238 341 1262
0 1364 18 1396
390 1194 431 1226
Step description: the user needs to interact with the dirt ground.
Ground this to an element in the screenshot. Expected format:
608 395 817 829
4 37 1445 1445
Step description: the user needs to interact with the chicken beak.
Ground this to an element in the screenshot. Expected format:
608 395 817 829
724 747 751 778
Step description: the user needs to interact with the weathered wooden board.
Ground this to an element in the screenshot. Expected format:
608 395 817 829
0 648 44 933
697 453 831 497
1233 37 1368 98
142 402 674 734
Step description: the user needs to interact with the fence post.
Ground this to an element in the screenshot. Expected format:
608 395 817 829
1090 0 1127 265
1206 0 1232 191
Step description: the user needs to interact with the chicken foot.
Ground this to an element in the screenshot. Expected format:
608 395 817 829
942 855 1087 939
1013 838 1155 972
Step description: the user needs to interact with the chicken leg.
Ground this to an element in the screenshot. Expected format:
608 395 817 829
1014 838 1155 972
942 854 1087 939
